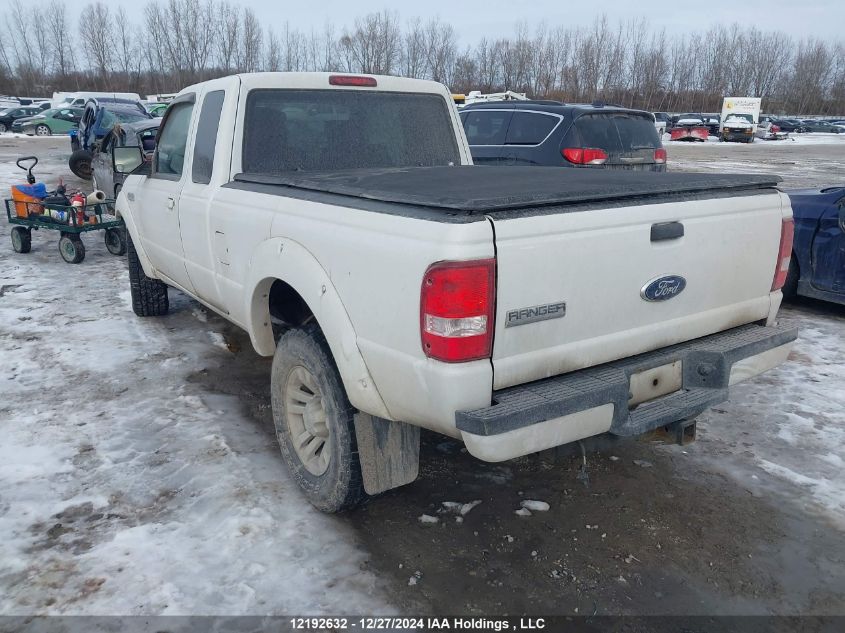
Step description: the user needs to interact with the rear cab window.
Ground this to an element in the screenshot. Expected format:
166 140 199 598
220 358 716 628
242 89 459 173
192 90 225 184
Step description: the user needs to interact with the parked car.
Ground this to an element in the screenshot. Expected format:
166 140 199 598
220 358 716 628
784 186 845 304
669 114 709 141
702 115 721 135
771 118 805 133
755 121 788 141
459 101 667 171
0 105 42 133
653 112 671 135
145 102 168 117
117 72 795 512
801 121 842 133
11 107 83 136
69 98 154 179
92 119 160 198
721 113 755 143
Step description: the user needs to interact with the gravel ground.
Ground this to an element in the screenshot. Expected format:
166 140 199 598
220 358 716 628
0 133 843 617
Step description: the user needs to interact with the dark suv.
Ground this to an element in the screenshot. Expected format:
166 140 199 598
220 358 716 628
459 101 666 171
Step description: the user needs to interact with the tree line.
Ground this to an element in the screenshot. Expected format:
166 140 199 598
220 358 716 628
1 0 844 115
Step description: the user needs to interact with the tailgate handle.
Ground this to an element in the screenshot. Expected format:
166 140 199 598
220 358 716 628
651 221 684 242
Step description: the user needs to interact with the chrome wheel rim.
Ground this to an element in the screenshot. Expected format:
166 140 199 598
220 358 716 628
36 126 49 136
285 365 331 476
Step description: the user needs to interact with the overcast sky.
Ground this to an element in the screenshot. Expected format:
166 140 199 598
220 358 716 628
100 0 844 42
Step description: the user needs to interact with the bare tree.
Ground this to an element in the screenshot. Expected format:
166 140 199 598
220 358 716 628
79 2 114 84
46 0 75 80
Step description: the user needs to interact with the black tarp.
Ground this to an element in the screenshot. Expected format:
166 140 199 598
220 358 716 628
234 166 781 214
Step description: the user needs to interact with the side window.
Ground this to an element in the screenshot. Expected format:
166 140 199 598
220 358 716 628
462 110 512 145
504 112 559 145
154 102 194 177
192 90 225 184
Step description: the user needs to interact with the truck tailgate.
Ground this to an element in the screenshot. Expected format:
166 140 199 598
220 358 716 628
490 191 787 389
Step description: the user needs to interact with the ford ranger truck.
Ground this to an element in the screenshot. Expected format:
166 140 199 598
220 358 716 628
115 73 797 512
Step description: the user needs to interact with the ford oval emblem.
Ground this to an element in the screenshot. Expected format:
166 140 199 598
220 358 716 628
641 275 687 302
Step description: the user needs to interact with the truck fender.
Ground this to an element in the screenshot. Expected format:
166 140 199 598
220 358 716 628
245 237 392 420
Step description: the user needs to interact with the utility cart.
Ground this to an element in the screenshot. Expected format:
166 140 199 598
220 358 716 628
5 156 126 264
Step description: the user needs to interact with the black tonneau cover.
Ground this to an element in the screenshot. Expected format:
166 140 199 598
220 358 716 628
233 166 781 214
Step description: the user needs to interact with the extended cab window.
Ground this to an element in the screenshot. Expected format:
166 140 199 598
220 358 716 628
192 90 225 184
155 103 193 177
242 89 459 172
461 110 512 145
504 112 559 145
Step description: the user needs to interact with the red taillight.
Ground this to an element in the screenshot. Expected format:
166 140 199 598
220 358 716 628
654 148 667 164
329 75 377 87
421 259 496 363
772 218 795 291
562 147 608 165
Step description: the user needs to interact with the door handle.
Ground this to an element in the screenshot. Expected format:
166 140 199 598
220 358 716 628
651 221 684 241
167 197 175 210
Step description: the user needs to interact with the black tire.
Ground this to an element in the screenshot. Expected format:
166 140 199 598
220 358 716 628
35 124 51 136
11 227 31 253
0 122 6 133
59 235 85 264
270 324 365 513
104 227 127 256
69 149 93 180
127 232 168 316
782 256 799 300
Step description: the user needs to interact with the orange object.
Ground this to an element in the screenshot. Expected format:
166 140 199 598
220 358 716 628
11 188 43 218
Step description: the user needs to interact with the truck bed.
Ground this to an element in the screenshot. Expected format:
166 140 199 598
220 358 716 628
232 166 781 215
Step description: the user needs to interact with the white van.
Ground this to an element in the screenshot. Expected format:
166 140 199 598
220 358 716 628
52 91 142 108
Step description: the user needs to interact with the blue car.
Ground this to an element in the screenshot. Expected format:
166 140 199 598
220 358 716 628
785 186 845 304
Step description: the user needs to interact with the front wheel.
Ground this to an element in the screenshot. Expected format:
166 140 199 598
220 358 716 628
104 228 127 255
127 232 169 316
0 122 6 133
11 227 31 253
35 124 51 136
270 324 365 513
59 235 85 263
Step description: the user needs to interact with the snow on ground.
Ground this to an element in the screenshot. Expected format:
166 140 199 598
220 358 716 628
664 133 845 147
0 205 392 613
678 305 845 528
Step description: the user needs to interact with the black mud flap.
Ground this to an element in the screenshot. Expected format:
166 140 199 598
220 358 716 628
353 413 420 495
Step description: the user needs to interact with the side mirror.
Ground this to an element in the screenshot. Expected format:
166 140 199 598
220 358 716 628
113 146 144 174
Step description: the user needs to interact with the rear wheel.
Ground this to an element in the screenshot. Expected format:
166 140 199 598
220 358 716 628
69 149 93 180
127 232 168 316
59 235 85 264
11 227 31 253
271 324 365 513
0 123 6 133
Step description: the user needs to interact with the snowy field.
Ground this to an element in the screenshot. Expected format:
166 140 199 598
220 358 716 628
0 135 844 617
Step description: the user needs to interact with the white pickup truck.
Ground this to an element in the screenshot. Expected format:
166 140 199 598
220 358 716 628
116 73 797 512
